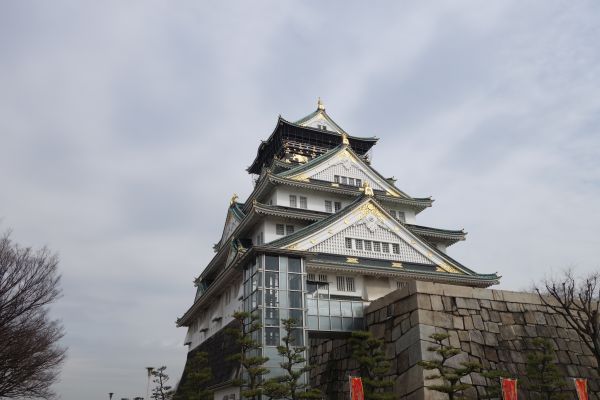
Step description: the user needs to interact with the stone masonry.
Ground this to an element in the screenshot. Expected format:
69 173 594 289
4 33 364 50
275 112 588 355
308 281 599 400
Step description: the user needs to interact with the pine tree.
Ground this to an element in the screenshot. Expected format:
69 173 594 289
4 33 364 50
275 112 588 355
263 318 321 400
480 369 511 400
524 338 567 400
349 331 394 400
418 333 481 400
151 366 173 400
226 311 270 400
174 351 213 400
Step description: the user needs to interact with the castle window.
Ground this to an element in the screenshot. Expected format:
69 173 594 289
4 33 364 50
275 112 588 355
348 178 355 186
373 242 381 252
336 276 355 292
341 176 348 185
364 240 372 251
276 224 285 235
345 238 353 249
325 200 332 213
382 243 390 253
334 201 342 212
299 196 307 209
392 243 400 254
389 210 406 223
289 195 297 208
318 274 328 282
286 225 294 235
334 175 340 183
356 178 362 187
355 239 363 250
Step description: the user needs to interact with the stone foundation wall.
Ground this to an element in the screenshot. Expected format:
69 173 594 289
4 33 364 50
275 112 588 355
308 336 356 399
308 281 599 400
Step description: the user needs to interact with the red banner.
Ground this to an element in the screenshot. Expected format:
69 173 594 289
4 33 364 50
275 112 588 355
574 378 588 400
502 378 518 400
349 376 364 400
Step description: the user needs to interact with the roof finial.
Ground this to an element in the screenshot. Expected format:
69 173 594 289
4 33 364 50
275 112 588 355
230 193 238 206
317 97 325 111
341 132 350 146
363 181 374 197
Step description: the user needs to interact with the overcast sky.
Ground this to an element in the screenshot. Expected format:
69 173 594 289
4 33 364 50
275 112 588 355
1 1 599 399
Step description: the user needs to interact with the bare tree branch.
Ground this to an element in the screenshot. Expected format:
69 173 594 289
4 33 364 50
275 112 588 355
535 269 600 374
0 231 67 399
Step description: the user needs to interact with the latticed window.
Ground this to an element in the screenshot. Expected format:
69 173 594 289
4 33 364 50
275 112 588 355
382 243 390 253
336 276 355 292
364 240 372 251
276 224 285 235
345 238 353 249
325 200 332 213
373 241 381 252
307 273 316 281
348 178 355 186
299 196 307 209
318 274 328 282
286 225 294 235
334 201 342 212
356 178 362 187
355 239 363 250
392 243 400 254
289 195 297 208
397 212 406 223
341 176 348 185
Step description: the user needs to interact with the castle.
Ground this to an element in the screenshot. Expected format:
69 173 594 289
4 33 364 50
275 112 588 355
176 100 503 399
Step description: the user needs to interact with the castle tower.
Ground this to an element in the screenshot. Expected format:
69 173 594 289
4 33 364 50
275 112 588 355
176 101 499 399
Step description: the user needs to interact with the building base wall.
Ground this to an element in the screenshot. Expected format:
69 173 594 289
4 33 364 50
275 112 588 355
308 280 600 400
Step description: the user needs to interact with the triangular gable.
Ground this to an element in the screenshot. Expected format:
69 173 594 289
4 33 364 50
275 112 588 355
279 197 470 275
294 109 348 135
217 205 243 249
280 145 408 198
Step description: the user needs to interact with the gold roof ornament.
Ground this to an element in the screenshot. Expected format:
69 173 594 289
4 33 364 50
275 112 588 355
230 193 239 206
363 181 374 197
341 132 350 145
317 97 325 111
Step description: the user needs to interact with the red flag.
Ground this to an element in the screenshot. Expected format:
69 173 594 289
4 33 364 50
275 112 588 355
349 376 364 400
502 378 518 400
574 378 588 400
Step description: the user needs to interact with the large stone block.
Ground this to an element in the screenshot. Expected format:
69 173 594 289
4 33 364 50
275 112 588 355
430 295 444 311
472 314 485 330
456 297 481 310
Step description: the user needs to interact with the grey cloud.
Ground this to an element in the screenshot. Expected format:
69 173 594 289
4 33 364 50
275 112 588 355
1 1 599 399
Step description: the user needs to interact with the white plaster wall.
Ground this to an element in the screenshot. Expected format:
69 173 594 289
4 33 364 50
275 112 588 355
272 187 353 213
325 273 364 297
263 217 311 244
363 276 395 301
188 278 243 352
213 386 240 400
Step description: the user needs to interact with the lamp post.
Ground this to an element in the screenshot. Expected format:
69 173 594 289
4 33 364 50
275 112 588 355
146 367 154 400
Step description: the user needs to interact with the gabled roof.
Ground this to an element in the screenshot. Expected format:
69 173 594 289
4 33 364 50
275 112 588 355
242 172 433 215
277 143 415 199
247 113 378 175
293 103 350 135
214 201 246 251
265 195 496 281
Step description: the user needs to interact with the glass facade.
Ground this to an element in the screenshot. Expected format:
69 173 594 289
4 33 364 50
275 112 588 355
241 254 367 398
242 254 308 386
306 281 365 331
